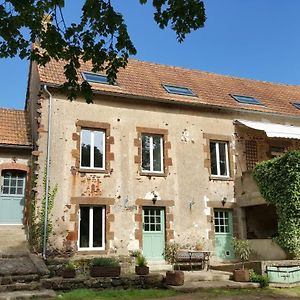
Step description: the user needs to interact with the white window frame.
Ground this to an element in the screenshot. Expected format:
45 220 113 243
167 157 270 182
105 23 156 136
210 141 230 177
141 134 164 174
80 129 106 170
78 206 105 251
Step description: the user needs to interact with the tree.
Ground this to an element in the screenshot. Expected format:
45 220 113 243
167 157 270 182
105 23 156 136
0 0 206 103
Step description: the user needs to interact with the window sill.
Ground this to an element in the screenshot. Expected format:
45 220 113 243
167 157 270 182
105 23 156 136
76 249 107 256
140 172 167 177
209 176 233 181
78 168 108 174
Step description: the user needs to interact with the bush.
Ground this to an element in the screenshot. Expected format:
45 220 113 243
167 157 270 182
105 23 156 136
91 257 119 267
129 250 141 257
65 261 76 271
249 270 269 288
232 238 252 267
163 242 180 266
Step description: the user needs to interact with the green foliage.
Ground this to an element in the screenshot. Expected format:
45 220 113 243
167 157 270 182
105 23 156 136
65 261 76 271
163 241 180 266
232 238 252 266
253 151 300 258
91 257 119 267
0 1 206 103
136 254 147 267
249 270 269 288
129 250 141 258
40 168 58 252
29 165 57 253
28 158 38 249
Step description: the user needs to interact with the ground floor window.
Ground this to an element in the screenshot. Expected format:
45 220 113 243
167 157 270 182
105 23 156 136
79 206 105 250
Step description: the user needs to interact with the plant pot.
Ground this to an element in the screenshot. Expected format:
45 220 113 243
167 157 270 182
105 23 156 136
62 269 76 278
90 266 121 277
233 269 250 282
165 270 184 286
135 266 149 275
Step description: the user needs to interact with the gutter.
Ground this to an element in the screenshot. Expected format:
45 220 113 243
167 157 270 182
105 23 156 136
41 82 300 121
0 144 32 149
42 85 53 259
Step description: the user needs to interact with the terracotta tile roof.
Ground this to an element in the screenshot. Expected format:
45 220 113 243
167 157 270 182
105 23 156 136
38 59 300 117
0 109 32 146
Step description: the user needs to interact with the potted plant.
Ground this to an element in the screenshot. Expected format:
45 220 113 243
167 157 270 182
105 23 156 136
90 257 121 277
135 254 149 275
195 237 205 250
232 238 253 282
163 241 184 286
62 261 76 278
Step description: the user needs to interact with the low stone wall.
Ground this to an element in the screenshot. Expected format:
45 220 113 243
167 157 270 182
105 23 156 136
41 274 164 291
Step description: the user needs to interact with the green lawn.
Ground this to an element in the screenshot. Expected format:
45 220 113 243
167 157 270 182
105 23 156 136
56 288 178 300
51 287 300 300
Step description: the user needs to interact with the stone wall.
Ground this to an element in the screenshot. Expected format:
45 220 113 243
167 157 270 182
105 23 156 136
41 274 164 291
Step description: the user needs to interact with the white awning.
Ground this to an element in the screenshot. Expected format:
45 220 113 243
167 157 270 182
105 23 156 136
235 120 300 139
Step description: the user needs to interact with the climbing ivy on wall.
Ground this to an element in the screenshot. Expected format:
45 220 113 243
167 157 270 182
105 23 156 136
40 169 58 252
252 150 300 258
29 159 38 250
29 164 57 253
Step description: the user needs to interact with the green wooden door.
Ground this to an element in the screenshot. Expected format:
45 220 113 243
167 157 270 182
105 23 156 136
0 171 26 224
142 207 165 261
214 209 234 260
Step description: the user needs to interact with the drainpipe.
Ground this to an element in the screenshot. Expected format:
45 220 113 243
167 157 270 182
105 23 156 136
42 85 53 259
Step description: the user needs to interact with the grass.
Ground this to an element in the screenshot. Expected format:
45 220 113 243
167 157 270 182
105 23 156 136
46 287 300 300
187 287 300 299
56 288 178 300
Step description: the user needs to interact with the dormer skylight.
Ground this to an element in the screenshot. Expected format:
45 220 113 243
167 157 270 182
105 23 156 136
82 72 109 84
292 102 300 110
231 94 262 105
163 84 195 96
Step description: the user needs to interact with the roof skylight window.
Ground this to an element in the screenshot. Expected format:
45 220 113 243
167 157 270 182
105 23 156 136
82 72 109 84
163 84 195 96
231 94 262 105
292 102 300 110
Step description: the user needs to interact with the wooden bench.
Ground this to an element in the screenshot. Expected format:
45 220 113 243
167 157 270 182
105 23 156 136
176 250 210 271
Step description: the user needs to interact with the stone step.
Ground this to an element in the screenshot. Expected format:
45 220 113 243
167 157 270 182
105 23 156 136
0 289 56 300
167 280 260 292
184 270 232 282
0 282 41 293
0 274 40 285
0 256 37 277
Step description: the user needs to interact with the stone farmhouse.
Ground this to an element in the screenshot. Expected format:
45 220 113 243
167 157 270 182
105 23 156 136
1 58 300 262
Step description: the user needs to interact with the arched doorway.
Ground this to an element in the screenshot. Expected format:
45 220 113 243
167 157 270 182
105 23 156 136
0 170 26 224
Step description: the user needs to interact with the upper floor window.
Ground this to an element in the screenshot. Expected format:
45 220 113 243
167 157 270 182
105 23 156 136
80 129 105 170
231 94 262 106
163 84 195 96
210 141 229 177
292 102 300 110
82 72 109 84
141 134 164 173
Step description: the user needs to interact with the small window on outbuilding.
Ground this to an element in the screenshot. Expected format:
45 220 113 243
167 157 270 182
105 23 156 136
163 84 195 96
292 102 300 110
231 94 262 105
82 72 109 84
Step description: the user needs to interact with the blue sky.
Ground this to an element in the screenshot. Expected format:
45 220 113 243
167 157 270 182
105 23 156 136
1 0 300 109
